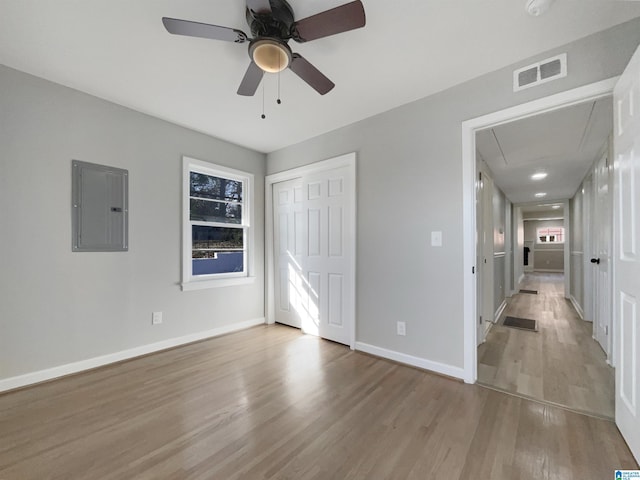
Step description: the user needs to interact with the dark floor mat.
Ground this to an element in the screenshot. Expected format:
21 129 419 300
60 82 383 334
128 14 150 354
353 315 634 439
503 316 538 332
519 289 538 295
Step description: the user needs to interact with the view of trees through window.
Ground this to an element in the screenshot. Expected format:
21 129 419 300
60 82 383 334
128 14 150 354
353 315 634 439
189 171 246 275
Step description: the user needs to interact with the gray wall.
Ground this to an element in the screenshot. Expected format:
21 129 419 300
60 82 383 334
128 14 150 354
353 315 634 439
524 219 565 271
0 65 266 380
266 18 640 369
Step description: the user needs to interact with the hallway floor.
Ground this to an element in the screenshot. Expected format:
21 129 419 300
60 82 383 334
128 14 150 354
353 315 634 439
477 273 614 419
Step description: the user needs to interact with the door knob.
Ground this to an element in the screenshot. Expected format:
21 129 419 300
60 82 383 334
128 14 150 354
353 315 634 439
590 258 600 264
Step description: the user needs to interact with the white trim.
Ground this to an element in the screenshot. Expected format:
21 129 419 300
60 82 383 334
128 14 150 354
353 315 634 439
181 276 256 291
534 268 564 273
0 318 266 393
182 156 255 289
462 76 618 384
265 153 357 349
355 342 465 380
266 154 356 184
570 295 585 320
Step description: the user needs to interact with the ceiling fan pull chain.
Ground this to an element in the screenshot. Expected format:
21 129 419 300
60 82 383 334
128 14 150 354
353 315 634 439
261 82 266 119
277 50 282 105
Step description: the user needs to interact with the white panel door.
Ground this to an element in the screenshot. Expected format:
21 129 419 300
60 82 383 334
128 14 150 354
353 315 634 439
592 152 612 358
614 44 640 463
303 166 354 345
272 165 355 346
273 178 304 328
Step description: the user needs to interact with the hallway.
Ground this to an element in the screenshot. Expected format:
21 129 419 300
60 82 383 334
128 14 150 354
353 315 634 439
477 273 614 419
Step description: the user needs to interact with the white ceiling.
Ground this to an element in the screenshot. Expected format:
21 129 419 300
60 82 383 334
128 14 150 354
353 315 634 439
476 96 613 206
1 1 639 153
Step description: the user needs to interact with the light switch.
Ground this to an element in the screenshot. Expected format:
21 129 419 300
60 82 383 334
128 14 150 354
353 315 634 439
431 231 443 247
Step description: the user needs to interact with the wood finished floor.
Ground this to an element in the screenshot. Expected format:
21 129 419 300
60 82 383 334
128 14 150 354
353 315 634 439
1 324 635 480
478 273 615 419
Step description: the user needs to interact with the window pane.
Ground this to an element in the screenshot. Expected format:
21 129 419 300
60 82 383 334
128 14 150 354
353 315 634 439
192 226 244 275
193 252 244 275
192 225 243 250
190 199 241 224
190 172 243 202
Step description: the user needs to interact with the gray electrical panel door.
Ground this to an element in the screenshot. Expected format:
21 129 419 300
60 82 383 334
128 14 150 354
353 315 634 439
72 160 128 251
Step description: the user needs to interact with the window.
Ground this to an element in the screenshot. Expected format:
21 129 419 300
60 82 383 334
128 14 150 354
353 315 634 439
182 157 254 290
536 226 564 244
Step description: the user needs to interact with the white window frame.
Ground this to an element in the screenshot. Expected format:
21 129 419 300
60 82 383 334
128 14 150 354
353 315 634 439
181 156 255 291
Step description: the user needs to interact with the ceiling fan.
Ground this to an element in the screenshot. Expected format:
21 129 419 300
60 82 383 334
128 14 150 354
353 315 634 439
162 0 366 96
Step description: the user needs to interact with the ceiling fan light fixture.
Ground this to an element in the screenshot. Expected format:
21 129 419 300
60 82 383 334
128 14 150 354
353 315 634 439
250 39 291 73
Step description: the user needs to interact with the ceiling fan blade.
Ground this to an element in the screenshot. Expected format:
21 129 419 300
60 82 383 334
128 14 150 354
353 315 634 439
237 62 264 96
246 0 272 15
162 17 248 43
289 54 335 95
293 0 365 42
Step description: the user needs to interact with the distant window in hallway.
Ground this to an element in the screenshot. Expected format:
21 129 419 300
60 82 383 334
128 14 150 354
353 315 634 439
537 227 564 244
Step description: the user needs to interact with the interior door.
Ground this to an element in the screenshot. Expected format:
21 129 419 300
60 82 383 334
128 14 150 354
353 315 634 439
477 169 494 344
592 152 612 358
614 44 640 463
272 164 355 346
476 168 484 345
273 177 304 329
303 166 355 345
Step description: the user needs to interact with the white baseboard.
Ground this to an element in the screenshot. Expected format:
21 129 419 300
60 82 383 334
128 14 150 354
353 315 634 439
0 318 266 393
569 295 585 320
534 269 564 273
354 342 464 380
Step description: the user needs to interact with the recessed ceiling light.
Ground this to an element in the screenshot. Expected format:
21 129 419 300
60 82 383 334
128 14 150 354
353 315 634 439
535 192 547 198
531 172 548 180
552 205 561 209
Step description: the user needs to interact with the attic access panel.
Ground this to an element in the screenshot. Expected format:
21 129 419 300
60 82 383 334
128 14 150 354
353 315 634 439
72 160 128 252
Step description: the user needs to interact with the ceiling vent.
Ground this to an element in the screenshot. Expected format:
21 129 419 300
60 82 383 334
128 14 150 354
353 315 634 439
513 53 567 92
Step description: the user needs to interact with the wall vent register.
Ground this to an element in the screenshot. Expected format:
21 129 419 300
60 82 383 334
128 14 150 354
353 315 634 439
513 53 567 92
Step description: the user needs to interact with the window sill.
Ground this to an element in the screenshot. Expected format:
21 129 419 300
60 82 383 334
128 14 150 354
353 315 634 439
181 276 256 291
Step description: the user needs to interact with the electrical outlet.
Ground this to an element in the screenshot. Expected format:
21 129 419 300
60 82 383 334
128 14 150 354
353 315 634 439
152 311 163 325
397 321 406 336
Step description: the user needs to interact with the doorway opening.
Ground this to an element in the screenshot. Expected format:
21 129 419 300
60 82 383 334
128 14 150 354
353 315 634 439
463 79 616 417
474 97 614 418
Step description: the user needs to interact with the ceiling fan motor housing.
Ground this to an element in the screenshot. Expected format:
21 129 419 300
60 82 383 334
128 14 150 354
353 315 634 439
246 0 295 39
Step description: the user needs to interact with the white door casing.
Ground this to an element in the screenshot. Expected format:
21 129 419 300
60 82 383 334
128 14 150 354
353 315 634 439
266 153 356 348
614 44 640 463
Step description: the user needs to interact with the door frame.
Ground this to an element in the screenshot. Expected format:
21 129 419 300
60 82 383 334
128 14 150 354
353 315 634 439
461 77 618 384
265 152 357 349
